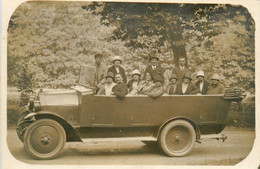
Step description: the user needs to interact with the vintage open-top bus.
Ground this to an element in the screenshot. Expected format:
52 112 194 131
16 66 243 160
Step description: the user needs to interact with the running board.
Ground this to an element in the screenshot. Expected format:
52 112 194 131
198 134 227 143
82 137 157 143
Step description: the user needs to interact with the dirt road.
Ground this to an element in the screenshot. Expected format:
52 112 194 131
6 127 255 165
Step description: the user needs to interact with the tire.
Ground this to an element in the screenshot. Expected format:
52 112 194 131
159 120 196 157
16 112 30 142
24 119 66 160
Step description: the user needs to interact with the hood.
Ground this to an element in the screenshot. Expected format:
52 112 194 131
39 89 79 106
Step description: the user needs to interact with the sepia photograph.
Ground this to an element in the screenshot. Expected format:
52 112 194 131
2 0 259 168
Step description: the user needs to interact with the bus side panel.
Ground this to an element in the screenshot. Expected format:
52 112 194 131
199 96 231 123
113 96 202 127
79 95 116 126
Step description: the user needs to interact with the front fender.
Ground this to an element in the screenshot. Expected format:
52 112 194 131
24 112 37 119
24 111 64 120
24 111 82 142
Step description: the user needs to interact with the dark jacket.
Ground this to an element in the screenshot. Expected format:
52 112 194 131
143 85 165 98
168 84 177 95
127 79 142 92
175 82 198 95
207 83 225 94
138 80 154 94
172 66 191 82
144 65 164 80
107 65 127 83
112 83 128 98
195 80 210 94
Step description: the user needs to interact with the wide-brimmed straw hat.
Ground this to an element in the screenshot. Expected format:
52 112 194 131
196 70 205 77
111 56 123 63
211 73 220 81
131 69 141 76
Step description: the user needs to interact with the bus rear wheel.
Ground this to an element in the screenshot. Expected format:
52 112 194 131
159 120 196 157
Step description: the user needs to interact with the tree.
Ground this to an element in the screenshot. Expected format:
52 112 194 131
8 2 131 88
17 65 34 106
183 4 255 88
8 2 255 91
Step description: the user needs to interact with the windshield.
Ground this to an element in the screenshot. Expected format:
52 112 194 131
78 65 96 88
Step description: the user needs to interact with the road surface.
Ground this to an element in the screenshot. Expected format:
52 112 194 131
7 127 255 165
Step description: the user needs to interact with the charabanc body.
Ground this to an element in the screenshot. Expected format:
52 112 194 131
16 66 243 159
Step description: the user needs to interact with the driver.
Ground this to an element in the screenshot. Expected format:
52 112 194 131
97 72 116 96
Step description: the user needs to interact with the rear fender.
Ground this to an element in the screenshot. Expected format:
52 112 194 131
24 111 82 142
156 117 201 140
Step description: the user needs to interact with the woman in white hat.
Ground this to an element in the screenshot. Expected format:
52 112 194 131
194 70 210 94
127 69 142 95
207 73 225 94
107 56 127 83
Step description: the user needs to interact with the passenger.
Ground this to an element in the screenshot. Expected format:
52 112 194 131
97 72 116 96
142 76 165 98
107 56 127 83
138 72 154 94
207 73 225 94
144 55 164 80
94 53 107 92
194 70 209 95
175 72 198 95
172 57 191 83
166 74 178 95
111 73 128 98
127 70 142 95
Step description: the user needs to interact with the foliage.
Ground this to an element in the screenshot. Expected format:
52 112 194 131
183 5 255 88
8 2 131 89
16 66 33 106
8 2 255 93
92 3 254 88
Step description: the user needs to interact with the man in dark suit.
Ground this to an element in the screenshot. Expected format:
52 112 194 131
172 57 191 82
175 72 198 95
144 56 164 81
107 56 127 83
112 73 128 98
194 70 209 95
